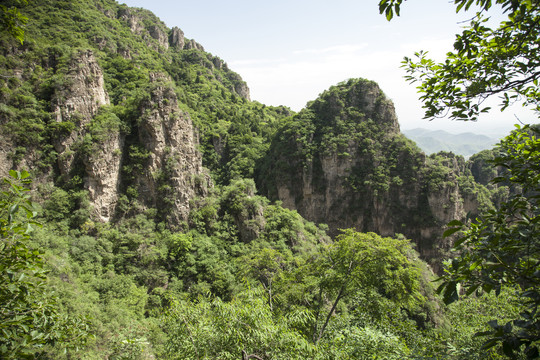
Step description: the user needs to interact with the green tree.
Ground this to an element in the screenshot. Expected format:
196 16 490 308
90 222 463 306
0 170 89 358
439 125 540 358
379 0 540 120
162 288 314 360
378 0 540 356
239 248 292 311
0 0 28 44
309 230 422 344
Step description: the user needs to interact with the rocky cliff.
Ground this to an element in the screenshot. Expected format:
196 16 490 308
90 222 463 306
48 50 121 221
256 79 483 266
48 53 207 223
0 0 263 226
135 73 210 224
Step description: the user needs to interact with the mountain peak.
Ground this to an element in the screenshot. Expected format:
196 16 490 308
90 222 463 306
306 78 400 132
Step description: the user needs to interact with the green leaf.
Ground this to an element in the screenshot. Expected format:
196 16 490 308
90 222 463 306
503 340 515 357
447 220 464 227
443 227 462 238
452 236 468 247
9 204 19 215
465 283 479 296
19 170 30 179
385 8 393 21
469 260 482 271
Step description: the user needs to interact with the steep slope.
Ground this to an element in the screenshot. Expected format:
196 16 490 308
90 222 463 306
0 0 288 226
0 2 520 358
256 79 492 265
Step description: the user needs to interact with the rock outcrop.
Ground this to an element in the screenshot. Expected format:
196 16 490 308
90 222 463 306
48 57 208 223
84 131 124 222
118 8 144 34
234 80 251 101
148 24 169 51
258 79 467 266
169 27 185 50
184 39 205 51
136 73 209 224
52 50 110 176
0 137 14 178
50 50 125 221
118 7 169 52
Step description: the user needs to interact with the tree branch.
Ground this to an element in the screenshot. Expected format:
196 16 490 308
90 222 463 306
242 350 263 360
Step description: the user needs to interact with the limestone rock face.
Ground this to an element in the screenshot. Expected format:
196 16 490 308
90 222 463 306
15 41 209 224
84 132 124 222
118 8 144 34
52 50 110 176
0 137 14 178
184 39 205 51
227 72 250 101
234 81 251 101
212 56 224 69
169 27 185 50
136 73 209 224
148 25 169 51
118 8 169 52
117 48 131 59
259 79 467 266
50 50 126 221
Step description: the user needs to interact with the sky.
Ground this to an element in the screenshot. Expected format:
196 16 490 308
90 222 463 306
120 0 536 138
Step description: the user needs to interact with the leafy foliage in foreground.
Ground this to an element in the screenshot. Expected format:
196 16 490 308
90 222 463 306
439 125 540 358
0 170 89 359
379 0 540 355
381 0 540 121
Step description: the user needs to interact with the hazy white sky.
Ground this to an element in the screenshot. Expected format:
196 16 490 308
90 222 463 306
120 0 536 137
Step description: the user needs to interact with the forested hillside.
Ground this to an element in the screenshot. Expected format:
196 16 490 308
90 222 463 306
0 0 536 358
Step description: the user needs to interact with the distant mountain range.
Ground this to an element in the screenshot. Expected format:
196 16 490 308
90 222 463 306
403 128 499 157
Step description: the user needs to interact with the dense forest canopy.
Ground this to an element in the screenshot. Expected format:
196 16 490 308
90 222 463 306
0 0 537 358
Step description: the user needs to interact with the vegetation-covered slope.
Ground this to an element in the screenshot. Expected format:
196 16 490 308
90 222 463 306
0 0 290 219
0 0 530 358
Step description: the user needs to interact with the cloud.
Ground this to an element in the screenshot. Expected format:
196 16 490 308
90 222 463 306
232 43 411 111
229 57 288 66
293 43 369 55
